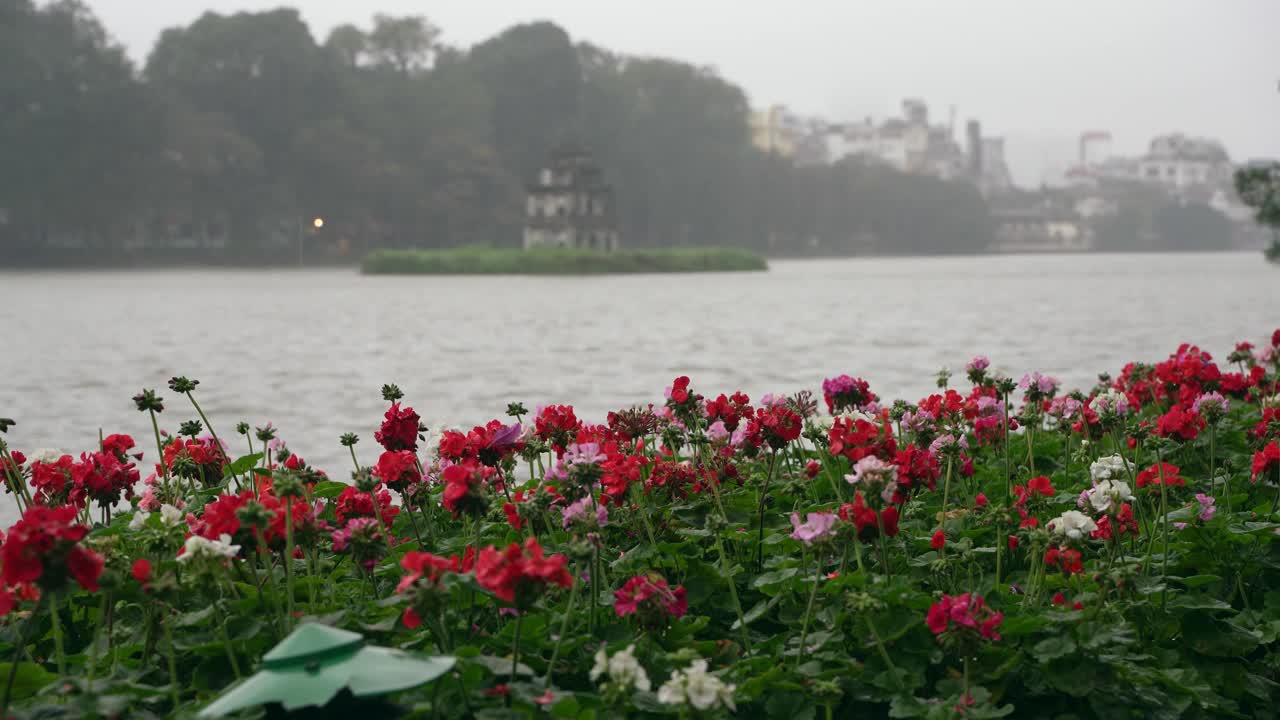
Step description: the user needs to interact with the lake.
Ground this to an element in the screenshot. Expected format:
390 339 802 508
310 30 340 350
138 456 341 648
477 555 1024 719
1 253 1276 476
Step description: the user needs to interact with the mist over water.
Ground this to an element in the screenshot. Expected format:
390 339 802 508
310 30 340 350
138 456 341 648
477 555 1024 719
3 253 1275 476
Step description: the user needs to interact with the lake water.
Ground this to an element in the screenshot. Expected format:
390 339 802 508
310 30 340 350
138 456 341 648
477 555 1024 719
1 253 1276 476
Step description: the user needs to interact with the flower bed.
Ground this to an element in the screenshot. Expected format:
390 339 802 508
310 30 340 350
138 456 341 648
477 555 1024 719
360 246 768 274
1 333 1279 718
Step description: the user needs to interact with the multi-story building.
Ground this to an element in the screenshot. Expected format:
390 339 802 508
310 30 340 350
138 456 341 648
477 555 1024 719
750 105 830 164
825 99 972 180
523 143 619 251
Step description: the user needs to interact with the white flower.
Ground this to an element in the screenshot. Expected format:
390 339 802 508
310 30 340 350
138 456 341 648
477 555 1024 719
1048 510 1098 540
1089 454 1131 483
31 448 64 464
846 456 897 489
1088 389 1130 417
178 533 240 562
591 644 650 692
159 504 184 527
1086 479 1135 514
657 659 735 712
129 512 150 530
1262 394 1280 410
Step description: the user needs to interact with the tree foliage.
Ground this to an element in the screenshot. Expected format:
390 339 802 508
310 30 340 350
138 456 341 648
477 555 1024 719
0 6 999 262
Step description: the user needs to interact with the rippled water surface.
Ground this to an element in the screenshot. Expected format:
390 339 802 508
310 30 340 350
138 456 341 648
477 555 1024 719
2 253 1276 474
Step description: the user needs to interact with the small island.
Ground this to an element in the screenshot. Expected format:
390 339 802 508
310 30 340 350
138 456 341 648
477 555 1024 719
363 143 767 274
361 245 768 275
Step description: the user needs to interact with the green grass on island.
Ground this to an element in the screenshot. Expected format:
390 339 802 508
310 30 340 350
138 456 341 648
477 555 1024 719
360 246 768 275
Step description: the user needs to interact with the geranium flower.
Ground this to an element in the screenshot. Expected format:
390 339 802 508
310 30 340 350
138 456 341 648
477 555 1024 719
1 505 104 592
657 659 736 712
335 484 399 526
1135 462 1186 490
613 574 687 619
372 450 421 492
926 593 1002 641
178 533 240 563
789 511 837 545
1047 510 1097 541
441 461 492 517
590 644 651 692
1251 442 1280 483
475 537 572 607
375 402 422 452
1155 405 1205 441
838 493 900 542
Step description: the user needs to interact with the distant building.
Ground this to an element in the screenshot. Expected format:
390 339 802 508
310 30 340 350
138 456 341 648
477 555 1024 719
750 104 829 164
1137 134 1232 189
825 99 974 180
523 143 619 251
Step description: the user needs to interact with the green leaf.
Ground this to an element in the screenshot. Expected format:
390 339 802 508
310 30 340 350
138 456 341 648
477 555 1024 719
0 663 57 700
1170 574 1222 589
1031 635 1077 662
551 696 581 718
1181 611 1262 657
751 567 799 589
225 453 263 476
312 481 349 499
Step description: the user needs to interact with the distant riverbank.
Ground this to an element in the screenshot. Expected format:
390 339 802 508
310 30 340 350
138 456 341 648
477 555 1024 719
360 246 769 275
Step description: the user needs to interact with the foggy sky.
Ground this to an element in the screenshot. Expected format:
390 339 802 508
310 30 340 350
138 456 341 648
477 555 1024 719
86 0 1280 186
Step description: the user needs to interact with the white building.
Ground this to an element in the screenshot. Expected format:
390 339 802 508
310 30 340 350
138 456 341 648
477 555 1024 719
825 99 967 180
1136 134 1232 189
523 143 619 251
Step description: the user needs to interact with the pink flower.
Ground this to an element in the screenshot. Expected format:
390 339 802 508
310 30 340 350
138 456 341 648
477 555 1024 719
1194 493 1216 522
706 420 729 443
789 511 837 545
967 356 990 372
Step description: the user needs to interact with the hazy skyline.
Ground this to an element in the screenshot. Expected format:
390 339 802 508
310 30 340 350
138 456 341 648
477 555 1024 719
86 0 1280 185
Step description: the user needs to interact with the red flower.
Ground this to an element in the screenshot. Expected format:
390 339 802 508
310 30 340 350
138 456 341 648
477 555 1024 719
668 376 692 405
893 445 941 495
1007 535 1020 551
1092 503 1139 541
190 490 251 540
534 405 581 450
974 493 988 508
475 538 573 607
131 558 152 585
334 485 399 527
746 405 803 450
372 450 421 492
402 607 422 629
705 392 752 431
101 434 136 460
1027 476 1055 498
838 493 899 542
1052 592 1084 610
926 593 1002 641
375 402 422 452
613 575 688 619
1251 442 1280 483
804 460 821 479
930 530 946 550
828 417 897 464
502 502 524 531
1058 548 1083 575
397 548 476 594
1155 405 1205 441
1136 462 1186 490
2 505 103 592
441 461 492 517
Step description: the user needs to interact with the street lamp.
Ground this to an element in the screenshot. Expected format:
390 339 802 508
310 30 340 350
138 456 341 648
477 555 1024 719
312 217 324 229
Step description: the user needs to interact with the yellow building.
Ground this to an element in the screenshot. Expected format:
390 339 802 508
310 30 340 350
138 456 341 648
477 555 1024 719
750 105 799 157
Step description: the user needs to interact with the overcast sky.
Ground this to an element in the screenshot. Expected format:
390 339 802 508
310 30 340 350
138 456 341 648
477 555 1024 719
87 0 1280 185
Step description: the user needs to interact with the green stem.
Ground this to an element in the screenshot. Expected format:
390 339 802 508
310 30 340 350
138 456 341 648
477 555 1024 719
755 452 779 571
865 615 899 679
87 594 108 694
508 613 523 706
48 592 65 677
544 573 579 688
1156 453 1170 609
712 530 751 653
349 445 360 473
163 611 181 709
187 392 236 486
284 505 296 628
215 602 243 679
795 553 822 666
149 409 171 498
2 594 44 717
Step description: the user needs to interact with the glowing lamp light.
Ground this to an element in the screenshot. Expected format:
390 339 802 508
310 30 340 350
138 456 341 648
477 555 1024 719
312 217 324 229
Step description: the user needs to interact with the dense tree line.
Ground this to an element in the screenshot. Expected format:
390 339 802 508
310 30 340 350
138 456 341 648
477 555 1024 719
1 1 1000 262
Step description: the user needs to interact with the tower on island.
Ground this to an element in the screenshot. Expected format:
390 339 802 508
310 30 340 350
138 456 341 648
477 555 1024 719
523 143 619 251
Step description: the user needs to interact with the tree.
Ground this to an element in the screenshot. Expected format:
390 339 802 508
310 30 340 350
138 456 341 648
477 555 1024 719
325 24 367 68
367 14 439 74
1235 163 1280 260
